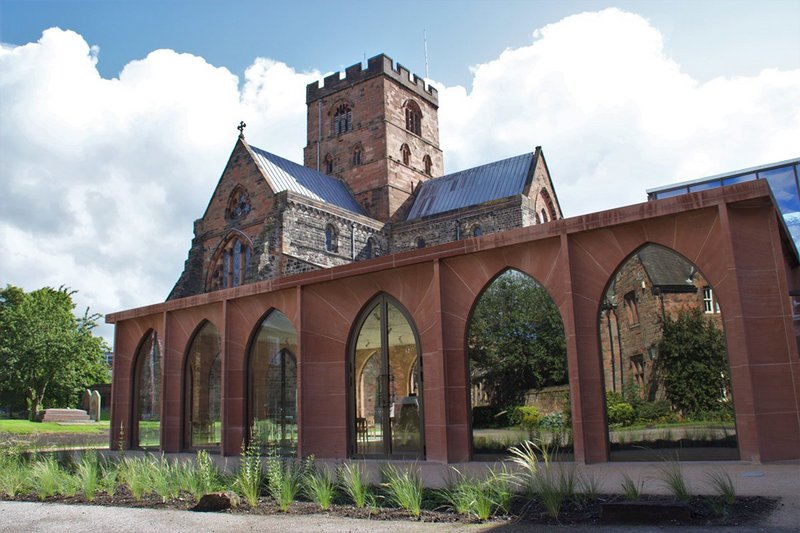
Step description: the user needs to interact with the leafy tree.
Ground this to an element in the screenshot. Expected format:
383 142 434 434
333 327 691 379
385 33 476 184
468 270 567 409
656 308 729 417
0 285 110 418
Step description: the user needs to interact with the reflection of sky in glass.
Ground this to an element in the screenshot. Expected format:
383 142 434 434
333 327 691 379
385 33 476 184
655 188 688 199
689 180 723 192
760 166 800 214
723 173 756 186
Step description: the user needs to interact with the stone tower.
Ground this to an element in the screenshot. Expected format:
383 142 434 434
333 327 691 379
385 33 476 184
303 54 444 222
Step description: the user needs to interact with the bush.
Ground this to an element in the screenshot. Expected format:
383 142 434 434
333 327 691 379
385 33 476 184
607 403 635 426
539 412 565 430
514 406 540 432
636 400 672 423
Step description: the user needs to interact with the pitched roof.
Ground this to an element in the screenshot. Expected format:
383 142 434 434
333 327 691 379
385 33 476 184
637 246 695 288
406 153 534 220
248 145 365 216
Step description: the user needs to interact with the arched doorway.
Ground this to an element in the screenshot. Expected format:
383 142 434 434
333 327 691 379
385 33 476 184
598 244 737 460
131 330 160 449
248 309 298 455
467 269 570 459
349 294 423 459
183 321 222 450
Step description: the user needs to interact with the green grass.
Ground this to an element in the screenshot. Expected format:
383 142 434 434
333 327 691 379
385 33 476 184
0 420 109 435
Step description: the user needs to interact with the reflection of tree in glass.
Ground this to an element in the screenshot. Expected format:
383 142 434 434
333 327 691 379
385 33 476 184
468 270 567 409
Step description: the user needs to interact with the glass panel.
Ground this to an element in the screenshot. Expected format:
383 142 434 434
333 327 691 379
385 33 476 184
760 165 800 247
187 323 222 448
250 310 298 455
233 240 241 287
599 244 737 461
722 173 756 186
653 188 689 199
222 250 229 288
468 270 570 459
354 304 383 455
689 180 723 192
387 301 422 455
136 331 160 448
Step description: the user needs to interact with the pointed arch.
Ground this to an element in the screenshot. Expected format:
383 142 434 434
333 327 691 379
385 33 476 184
597 242 736 460
400 143 411 166
182 320 222 450
245 307 298 455
465 268 569 458
130 329 161 449
225 185 252 220
347 292 424 459
206 230 254 291
403 99 422 136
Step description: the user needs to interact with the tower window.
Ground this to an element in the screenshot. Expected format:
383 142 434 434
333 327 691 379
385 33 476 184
423 155 432 176
353 145 363 166
325 223 338 253
404 100 422 136
333 104 352 135
401 144 411 166
325 153 334 174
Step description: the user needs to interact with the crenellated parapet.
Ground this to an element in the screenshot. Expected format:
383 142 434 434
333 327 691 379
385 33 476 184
306 53 438 105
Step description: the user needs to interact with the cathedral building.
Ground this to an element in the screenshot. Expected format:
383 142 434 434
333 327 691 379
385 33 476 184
168 54 562 299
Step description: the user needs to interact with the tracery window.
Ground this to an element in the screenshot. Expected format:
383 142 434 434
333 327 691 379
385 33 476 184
325 223 338 253
226 187 252 219
404 100 422 136
208 233 252 291
401 144 411 166
353 145 363 166
325 153 334 174
333 104 352 135
423 155 432 175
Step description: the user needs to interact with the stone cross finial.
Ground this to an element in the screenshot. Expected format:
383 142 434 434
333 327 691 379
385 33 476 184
237 121 247 138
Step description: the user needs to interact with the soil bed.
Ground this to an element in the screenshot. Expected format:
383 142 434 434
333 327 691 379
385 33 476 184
0 490 777 527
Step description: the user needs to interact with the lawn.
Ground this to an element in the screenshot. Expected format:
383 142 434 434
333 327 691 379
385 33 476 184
0 419 110 435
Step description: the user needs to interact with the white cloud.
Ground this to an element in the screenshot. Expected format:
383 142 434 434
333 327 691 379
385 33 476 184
1 11 798 345
437 8 800 214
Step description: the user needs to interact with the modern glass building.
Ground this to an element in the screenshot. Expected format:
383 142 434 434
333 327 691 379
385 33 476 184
647 157 800 249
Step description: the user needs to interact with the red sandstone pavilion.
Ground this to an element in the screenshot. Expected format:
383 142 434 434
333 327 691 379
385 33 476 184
108 54 800 463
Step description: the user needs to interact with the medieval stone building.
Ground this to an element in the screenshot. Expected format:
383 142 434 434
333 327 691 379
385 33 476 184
168 54 562 299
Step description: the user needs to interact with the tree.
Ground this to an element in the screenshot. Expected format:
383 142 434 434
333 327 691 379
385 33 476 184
656 308 729 417
468 270 567 409
0 285 110 418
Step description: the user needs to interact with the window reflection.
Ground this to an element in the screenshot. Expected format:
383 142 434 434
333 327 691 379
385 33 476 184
185 322 222 449
135 331 160 448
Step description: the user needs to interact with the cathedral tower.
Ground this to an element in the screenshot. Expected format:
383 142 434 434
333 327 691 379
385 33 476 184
303 54 443 222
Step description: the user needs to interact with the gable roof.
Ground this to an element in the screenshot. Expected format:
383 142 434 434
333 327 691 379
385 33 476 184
248 144 365 216
406 152 535 220
637 246 696 288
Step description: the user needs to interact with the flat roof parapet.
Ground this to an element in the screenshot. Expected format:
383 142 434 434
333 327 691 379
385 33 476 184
306 53 438 106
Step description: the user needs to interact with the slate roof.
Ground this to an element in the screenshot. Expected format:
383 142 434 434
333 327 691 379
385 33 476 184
406 153 535 220
249 145 365 216
637 246 695 288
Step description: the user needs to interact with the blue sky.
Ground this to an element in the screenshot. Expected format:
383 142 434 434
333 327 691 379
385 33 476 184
1 1 798 344
3 0 798 86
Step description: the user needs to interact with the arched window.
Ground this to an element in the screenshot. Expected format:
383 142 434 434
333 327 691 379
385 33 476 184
132 330 161 449
184 322 222 449
416 237 426 249
471 224 482 237
423 155 432 175
325 223 338 253
226 186 252 220
404 100 422 136
349 294 423 458
541 209 548 223
353 145 363 166
400 144 411 166
333 104 352 135
364 237 374 259
207 233 252 291
249 310 298 455
325 153 334 174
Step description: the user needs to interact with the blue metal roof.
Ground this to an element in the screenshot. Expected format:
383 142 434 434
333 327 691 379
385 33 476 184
249 145 365 216
406 153 534 220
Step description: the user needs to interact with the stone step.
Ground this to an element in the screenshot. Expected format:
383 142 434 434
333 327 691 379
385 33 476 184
41 408 91 423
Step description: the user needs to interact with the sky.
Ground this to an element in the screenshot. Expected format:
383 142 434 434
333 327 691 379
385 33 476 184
1 0 799 345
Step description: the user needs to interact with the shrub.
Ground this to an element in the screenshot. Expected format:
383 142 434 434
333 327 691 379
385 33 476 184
235 435 264 507
636 400 672 423
515 406 540 432
607 402 635 426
